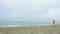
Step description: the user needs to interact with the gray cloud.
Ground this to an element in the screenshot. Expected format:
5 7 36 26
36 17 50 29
0 0 60 20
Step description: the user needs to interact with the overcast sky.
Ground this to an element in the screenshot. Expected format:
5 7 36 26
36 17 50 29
0 0 60 21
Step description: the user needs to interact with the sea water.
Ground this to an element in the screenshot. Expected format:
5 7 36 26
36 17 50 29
0 20 60 26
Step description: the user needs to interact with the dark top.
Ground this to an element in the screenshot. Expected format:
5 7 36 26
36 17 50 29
53 20 55 24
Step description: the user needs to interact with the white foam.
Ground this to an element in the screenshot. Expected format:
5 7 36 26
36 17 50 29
0 25 21 27
0 24 53 27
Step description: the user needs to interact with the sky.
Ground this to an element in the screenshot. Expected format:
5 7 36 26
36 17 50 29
0 0 60 22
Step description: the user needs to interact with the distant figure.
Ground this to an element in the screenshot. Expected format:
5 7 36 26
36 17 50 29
53 20 55 25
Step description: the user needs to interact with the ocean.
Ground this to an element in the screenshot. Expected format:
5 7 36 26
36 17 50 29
0 20 60 26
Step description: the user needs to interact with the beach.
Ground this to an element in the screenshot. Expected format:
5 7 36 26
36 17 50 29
0 24 60 34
